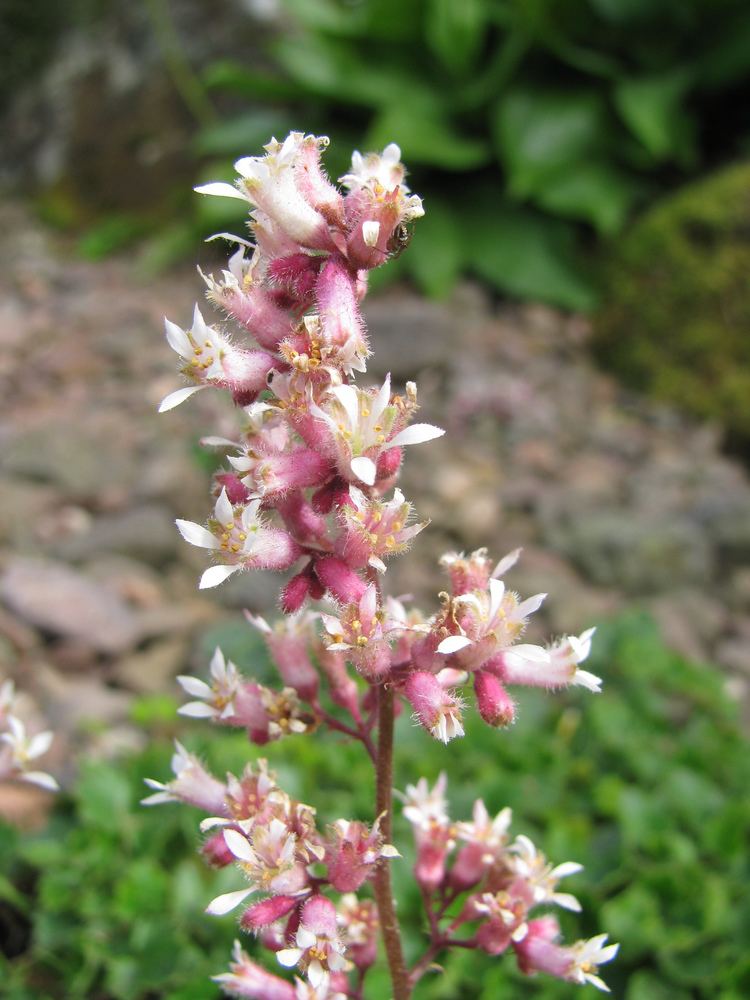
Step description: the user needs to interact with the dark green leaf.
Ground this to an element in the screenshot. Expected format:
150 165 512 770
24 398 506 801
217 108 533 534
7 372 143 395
425 0 487 76
613 71 696 164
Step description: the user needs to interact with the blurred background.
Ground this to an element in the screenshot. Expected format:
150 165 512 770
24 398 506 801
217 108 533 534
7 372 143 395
1 1 749 997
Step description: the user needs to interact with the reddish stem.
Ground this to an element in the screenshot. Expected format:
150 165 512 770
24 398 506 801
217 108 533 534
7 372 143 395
373 681 411 999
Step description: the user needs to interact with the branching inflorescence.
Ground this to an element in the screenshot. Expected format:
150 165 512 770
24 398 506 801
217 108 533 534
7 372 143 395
145 133 618 999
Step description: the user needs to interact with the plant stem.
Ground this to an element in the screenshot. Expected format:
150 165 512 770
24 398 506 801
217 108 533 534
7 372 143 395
373 682 410 999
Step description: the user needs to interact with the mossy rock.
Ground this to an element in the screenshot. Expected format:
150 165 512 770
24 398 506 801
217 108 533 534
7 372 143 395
593 160 750 451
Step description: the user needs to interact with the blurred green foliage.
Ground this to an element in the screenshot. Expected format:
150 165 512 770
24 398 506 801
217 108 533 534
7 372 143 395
1 612 748 997
189 0 750 308
594 159 750 450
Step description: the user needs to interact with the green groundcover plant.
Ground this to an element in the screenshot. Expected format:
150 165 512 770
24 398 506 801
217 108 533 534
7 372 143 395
1 612 747 998
187 0 750 309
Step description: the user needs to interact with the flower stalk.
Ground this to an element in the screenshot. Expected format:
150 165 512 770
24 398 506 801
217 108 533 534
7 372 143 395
145 132 618 999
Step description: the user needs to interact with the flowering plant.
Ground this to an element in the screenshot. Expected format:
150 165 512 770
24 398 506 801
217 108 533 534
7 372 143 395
145 133 617 999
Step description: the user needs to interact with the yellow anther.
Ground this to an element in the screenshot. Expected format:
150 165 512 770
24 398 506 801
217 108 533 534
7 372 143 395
204 340 212 347
194 346 203 356
362 407 370 417
385 535 395 548
376 434 385 444
368 533 378 545
231 544 240 553
351 620 361 632
374 424 382 432
392 521 402 531
356 635 369 647
225 522 235 530
221 532 230 541
238 532 247 541
190 357 200 366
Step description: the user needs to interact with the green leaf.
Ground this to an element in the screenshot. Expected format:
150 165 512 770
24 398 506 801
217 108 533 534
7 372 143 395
405 198 463 297
535 160 644 234
494 87 607 197
425 0 487 75
613 71 696 164
366 94 491 170
193 111 296 157
463 194 597 310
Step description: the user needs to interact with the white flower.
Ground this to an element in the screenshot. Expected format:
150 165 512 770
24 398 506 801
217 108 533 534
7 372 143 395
510 834 583 912
206 819 308 916
566 934 619 991
177 647 242 720
175 488 265 589
398 773 449 830
159 305 232 411
0 715 57 791
455 799 513 859
311 375 443 486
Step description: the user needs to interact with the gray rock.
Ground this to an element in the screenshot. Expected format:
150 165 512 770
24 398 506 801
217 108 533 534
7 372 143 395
54 504 178 565
0 557 140 653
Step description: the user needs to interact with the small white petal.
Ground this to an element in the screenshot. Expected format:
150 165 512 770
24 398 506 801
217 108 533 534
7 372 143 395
22 771 58 791
489 578 505 620
159 386 205 412
350 456 377 485
177 701 216 718
276 947 303 968
199 564 240 589
552 892 582 912
362 220 380 247
330 384 360 429
204 231 253 247
27 731 53 759
296 928 317 949
194 181 248 202
205 888 253 916
380 844 401 857
223 828 255 862
177 676 213 699
437 635 473 654
574 668 602 692
368 556 387 573
141 790 173 806
176 519 219 549
164 317 192 357
200 816 229 831
491 547 522 579
244 611 271 633
372 373 391 422
389 423 445 448
215 487 234 526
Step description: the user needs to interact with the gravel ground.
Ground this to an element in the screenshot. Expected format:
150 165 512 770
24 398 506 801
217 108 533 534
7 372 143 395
2 200 749 820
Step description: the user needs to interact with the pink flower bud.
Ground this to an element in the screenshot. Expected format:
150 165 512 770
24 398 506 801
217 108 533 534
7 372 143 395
513 916 561 975
376 446 402 481
449 843 487 892
316 646 360 718
214 473 252 505
405 671 465 744
474 671 516 728
281 571 312 615
267 252 321 301
311 477 353 514
255 450 332 499
314 556 367 605
201 829 236 868
240 895 299 933
300 894 338 937
276 491 329 544
265 633 319 703
414 837 450 893
213 941 296 999
222 349 278 403
326 818 397 892
251 528 302 572
476 917 514 956
316 257 369 365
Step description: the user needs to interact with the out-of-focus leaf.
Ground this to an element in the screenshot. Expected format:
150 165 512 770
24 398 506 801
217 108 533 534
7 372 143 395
589 0 657 22
271 33 419 107
613 71 696 164
535 160 644 234
494 87 608 197
78 215 149 260
464 196 597 310
203 61 303 102
405 197 463 297
425 0 487 75
194 112 296 156
366 95 491 170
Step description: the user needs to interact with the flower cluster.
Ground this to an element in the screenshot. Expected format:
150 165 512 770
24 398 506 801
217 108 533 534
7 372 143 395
400 774 618 991
0 677 57 791
152 133 617 998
